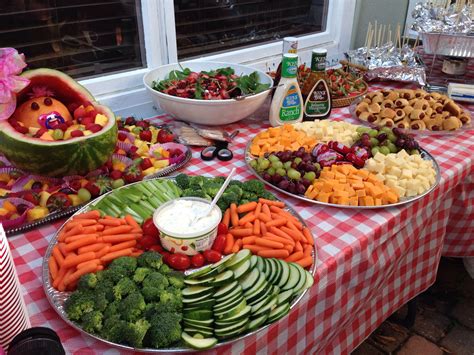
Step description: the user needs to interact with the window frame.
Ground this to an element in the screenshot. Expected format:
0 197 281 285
78 0 356 113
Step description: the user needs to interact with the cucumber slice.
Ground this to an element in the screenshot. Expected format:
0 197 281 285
184 276 215 287
267 302 290 324
183 299 215 311
181 332 217 350
183 293 214 304
214 280 240 299
183 328 214 338
211 254 234 272
214 295 244 313
187 265 218 279
214 318 248 335
291 263 308 295
250 255 258 269
245 280 270 304
243 271 266 297
268 259 281 285
247 283 273 306
211 270 234 287
233 259 252 280
256 256 265 273
183 310 213 321
247 314 269 331
282 263 300 291
252 294 278 318
215 325 247 339
240 268 260 292
272 285 280 295
304 270 314 290
225 249 251 270
277 289 294 306
215 298 247 319
182 286 215 299
182 318 214 327
276 259 290 288
263 258 272 280
250 294 271 314
182 322 214 332
216 285 242 305
214 305 251 326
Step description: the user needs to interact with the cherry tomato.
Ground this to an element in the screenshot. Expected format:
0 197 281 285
217 222 228 235
203 250 222 263
191 253 205 268
212 234 226 253
168 253 191 270
142 218 159 238
140 235 158 250
149 245 163 253
162 252 171 264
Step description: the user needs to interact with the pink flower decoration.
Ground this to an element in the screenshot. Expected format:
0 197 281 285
0 48 30 121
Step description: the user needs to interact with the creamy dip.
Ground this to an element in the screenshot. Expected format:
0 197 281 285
155 199 220 236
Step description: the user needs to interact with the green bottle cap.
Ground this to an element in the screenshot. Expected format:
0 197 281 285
281 53 298 78
311 48 327 72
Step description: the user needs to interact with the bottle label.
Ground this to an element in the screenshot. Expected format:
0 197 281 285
282 56 298 78
279 84 301 121
305 80 330 117
311 52 327 72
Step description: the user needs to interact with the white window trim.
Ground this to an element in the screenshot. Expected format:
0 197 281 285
78 0 356 115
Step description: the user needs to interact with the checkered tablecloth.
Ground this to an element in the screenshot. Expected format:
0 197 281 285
6 84 474 354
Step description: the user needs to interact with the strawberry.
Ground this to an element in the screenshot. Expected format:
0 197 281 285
125 117 136 126
67 179 82 192
109 170 123 180
140 158 153 170
73 106 86 120
118 131 128 141
80 116 94 126
71 130 84 137
123 164 143 183
57 123 68 132
22 191 39 205
157 128 174 143
136 120 149 129
86 124 102 133
84 181 100 197
139 129 152 142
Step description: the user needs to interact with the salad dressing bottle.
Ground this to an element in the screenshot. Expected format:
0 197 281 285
269 53 303 127
302 48 332 121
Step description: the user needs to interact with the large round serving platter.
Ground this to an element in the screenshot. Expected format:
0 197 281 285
42 176 317 353
245 141 441 209
5 148 192 236
349 96 473 136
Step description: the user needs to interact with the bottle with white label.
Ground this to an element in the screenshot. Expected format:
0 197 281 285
269 53 303 127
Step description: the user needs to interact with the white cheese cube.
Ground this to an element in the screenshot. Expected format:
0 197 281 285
401 169 413 179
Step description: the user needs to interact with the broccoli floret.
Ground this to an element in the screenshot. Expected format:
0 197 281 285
260 189 276 200
202 182 222 198
103 317 128 343
158 287 182 312
144 302 168 319
228 180 244 189
133 267 152 283
217 200 229 213
77 273 97 290
82 310 103 334
113 277 137 300
175 173 190 190
137 251 163 270
159 263 172 274
103 300 120 320
226 185 243 199
144 312 182 348
181 188 210 200
125 319 151 348
188 176 205 190
241 190 259 202
242 179 265 195
118 292 146 322
93 290 109 312
221 191 239 206
109 256 137 276
141 287 162 302
65 290 95 321
210 176 225 184
167 271 185 289
143 272 169 290
95 277 115 302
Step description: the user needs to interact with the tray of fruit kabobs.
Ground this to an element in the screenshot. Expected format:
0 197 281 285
0 67 190 235
246 121 441 209
350 88 473 135
43 174 316 351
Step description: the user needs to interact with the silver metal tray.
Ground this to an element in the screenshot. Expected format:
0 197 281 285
5 148 192 236
421 32 474 58
349 96 473 136
245 141 441 209
42 177 317 353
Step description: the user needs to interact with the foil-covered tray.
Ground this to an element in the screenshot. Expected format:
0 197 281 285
5 148 192 236
245 141 441 210
42 177 317 353
420 32 474 58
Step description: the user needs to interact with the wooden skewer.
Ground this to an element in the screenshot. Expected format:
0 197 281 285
381 25 386 47
365 22 372 48
413 34 420 49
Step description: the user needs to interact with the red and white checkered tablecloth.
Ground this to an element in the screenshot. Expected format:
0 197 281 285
6 83 474 354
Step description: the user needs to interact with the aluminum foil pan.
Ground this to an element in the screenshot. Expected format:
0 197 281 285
42 177 317 353
421 32 474 58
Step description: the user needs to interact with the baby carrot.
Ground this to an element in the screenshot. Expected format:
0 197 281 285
231 239 242 253
295 241 303 252
100 248 133 263
223 233 234 255
109 240 137 252
130 250 144 257
64 235 98 252
97 265 104 270
96 246 111 259
65 233 99 244
242 236 257 245
294 256 313 268
257 249 289 259
285 251 304 262
102 225 133 236
281 226 303 242
263 234 294 246
269 227 294 243
253 219 261 236
265 218 287 228
257 213 271 223
58 268 75 292
98 218 121 227
255 238 284 249
125 214 140 229
73 210 100 220
237 201 257 214
52 245 65 267
102 234 137 243
230 203 239 227
65 219 97 230
49 256 58 280
283 244 294 253
222 209 231 228
229 228 253 237
303 227 314 246
258 198 285 208
239 212 256 226
243 244 271 253
287 219 303 231
261 223 268 236
65 263 98 286
64 224 84 238
77 259 100 270
303 245 313 257
254 203 262 218
53 266 67 289
261 204 271 217
58 243 68 257
57 228 68 242
63 252 96 268
82 226 102 234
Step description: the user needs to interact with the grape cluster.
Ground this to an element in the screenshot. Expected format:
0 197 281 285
354 126 420 156
249 148 321 195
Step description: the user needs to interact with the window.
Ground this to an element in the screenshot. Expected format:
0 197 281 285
0 0 145 79
174 0 328 59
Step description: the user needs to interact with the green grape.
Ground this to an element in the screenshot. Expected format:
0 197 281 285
267 167 276 176
371 147 380 156
387 142 398 153
287 169 301 180
77 188 91 202
356 126 371 134
257 157 266 164
379 146 391 155
380 127 392 134
368 129 379 138
112 178 125 189
294 157 302 165
52 129 64 140
249 160 258 169
370 137 379 147
387 133 397 143
268 154 280 163
272 161 283 169
303 171 316 181
284 161 292 170
410 149 420 155
276 168 287 176
257 159 270 171
313 162 321 171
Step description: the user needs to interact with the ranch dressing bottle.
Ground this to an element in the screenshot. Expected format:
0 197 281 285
269 53 303 126
303 48 331 121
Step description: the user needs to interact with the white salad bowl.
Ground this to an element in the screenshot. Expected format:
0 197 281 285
143 61 273 126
